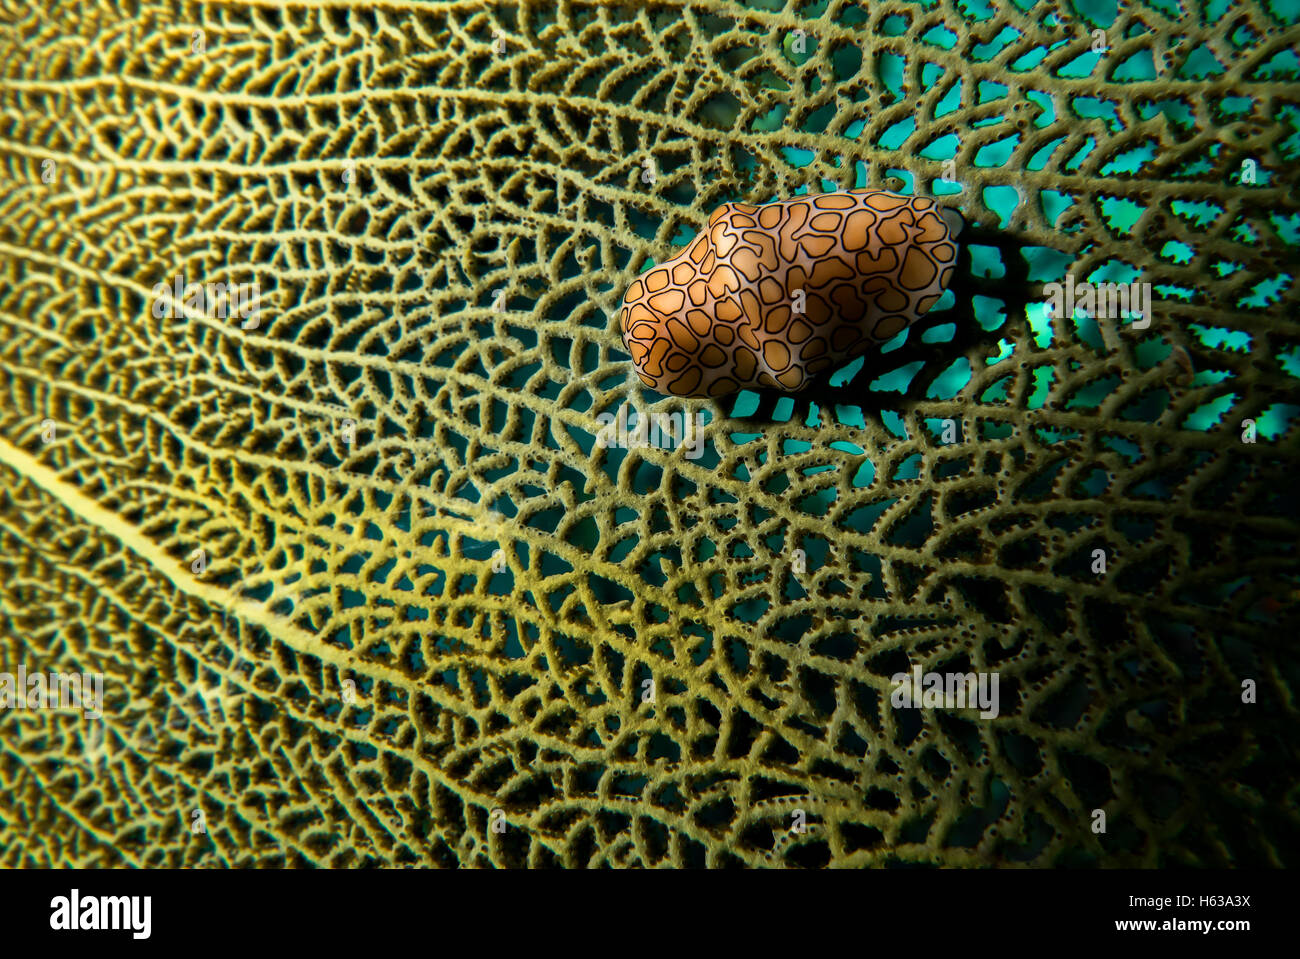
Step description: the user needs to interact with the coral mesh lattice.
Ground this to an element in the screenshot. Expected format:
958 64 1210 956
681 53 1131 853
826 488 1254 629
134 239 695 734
0 0 1297 867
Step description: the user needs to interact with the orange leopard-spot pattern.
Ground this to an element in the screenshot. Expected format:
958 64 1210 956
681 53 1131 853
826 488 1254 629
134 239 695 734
619 189 961 398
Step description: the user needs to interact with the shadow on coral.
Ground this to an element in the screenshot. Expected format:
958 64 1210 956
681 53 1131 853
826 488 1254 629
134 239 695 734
731 223 1049 424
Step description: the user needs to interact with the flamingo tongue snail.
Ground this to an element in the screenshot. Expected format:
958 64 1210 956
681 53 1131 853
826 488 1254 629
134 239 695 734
618 189 964 399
